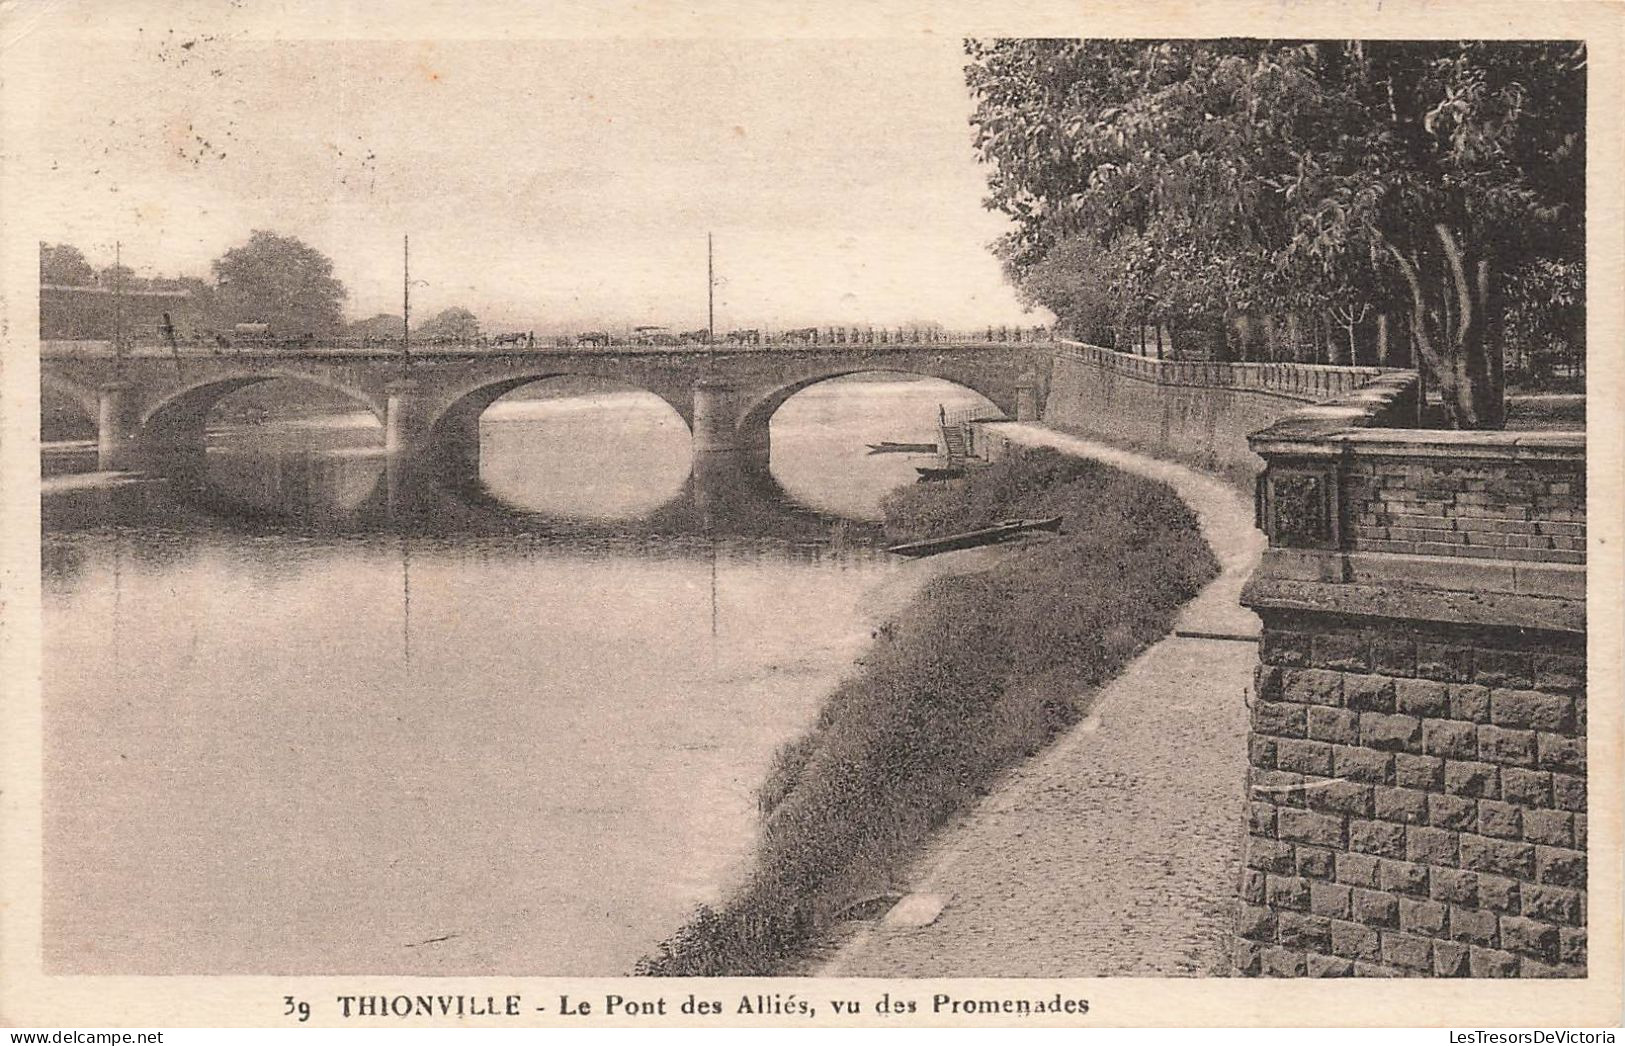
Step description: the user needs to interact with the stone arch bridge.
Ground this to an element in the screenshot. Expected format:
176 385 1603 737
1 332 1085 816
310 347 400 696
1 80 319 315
43 342 1049 503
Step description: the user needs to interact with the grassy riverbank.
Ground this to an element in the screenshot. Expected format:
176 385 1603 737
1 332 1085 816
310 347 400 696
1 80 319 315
634 447 1218 976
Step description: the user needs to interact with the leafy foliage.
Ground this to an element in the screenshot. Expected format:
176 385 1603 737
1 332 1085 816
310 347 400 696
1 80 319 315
1503 256 1585 389
211 230 347 335
965 40 1585 425
346 313 405 339
414 306 481 341
39 243 96 286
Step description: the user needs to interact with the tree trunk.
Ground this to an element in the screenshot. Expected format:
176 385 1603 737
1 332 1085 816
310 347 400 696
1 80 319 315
1219 310 1239 362
1480 257 1505 426
1381 223 1505 429
1376 312 1390 365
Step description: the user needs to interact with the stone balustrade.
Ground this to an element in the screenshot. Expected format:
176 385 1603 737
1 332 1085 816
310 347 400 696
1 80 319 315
1057 341 1399 404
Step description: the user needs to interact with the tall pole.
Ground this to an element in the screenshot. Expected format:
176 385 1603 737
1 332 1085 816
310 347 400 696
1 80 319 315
402 234 411 368
706 230 718 653
400 532 412 664
113 239 124 367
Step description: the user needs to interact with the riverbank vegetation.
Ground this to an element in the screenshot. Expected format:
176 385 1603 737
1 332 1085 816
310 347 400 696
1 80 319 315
635 446 1217 975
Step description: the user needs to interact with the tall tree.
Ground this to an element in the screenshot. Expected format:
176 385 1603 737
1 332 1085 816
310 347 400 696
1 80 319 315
966 39 1585 428
98 263 136 288
414 306 480 341
346 313 405 339
40 242 96 286
210 230 347 335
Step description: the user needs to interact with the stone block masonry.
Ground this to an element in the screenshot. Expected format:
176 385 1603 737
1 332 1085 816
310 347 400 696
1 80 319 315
1238 609 1586 978
1237 369 1585 978
1343 451 1585 565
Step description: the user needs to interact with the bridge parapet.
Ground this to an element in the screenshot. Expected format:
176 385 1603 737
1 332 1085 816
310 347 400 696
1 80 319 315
1057 340 1400 404
41 335 1058 358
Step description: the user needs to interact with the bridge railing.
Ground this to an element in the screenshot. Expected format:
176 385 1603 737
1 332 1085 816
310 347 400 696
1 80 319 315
942 403 1006 427
1056 339 1403 403
42 329 1061 357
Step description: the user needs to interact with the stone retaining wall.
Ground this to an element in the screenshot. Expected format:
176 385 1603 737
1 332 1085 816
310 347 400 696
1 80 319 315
1238 373 1587 978
1045 342 1402 479
1241 610 1586 977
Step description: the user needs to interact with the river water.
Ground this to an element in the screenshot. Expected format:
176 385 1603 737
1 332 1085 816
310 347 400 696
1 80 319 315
41 375 994 975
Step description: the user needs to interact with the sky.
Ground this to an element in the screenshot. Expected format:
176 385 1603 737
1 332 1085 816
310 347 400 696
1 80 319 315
28 33 1047 332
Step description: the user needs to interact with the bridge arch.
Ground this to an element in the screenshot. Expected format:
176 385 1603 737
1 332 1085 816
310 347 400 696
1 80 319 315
133 372 389 488
137 371 389 432
736 367 1007 438
41 372 102 422
425 373 692 438
413 373 693 494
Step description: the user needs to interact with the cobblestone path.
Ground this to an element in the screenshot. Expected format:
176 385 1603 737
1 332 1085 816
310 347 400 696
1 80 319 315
820 424 1265 977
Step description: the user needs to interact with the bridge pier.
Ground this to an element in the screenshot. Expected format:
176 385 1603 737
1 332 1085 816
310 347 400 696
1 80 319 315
692 379 743 456
385 380 428 458
1016 373 1042 423
693 379 770 467
434 400 486 485
691 379 777 527
97 381 135 471
384 380 436 518
689 440 779 528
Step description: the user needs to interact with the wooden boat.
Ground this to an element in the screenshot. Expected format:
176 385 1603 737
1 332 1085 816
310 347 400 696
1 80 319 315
915 465 965 481
867 441 938 455
885 516 1063 558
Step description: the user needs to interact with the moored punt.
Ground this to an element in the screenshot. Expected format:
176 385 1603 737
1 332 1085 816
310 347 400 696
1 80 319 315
867 441 939 455
915 465 965 481
884 516 1063 558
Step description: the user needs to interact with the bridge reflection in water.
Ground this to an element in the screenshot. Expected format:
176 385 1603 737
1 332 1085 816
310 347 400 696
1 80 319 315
44 436 878 546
